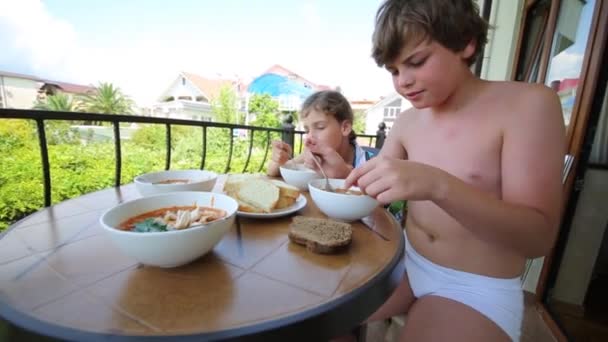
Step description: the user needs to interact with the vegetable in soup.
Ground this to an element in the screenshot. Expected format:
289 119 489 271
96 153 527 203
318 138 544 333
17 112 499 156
120 205 226 232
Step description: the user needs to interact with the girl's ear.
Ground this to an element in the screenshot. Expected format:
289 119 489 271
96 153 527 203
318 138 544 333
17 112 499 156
341 120 353 138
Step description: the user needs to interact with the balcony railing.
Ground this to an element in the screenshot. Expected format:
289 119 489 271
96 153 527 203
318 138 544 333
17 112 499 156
0 108 385 208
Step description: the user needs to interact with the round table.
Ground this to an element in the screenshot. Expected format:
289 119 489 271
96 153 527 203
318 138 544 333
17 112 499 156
0 179 405 341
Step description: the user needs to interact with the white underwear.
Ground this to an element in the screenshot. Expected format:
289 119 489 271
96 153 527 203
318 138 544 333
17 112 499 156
405 233 524 341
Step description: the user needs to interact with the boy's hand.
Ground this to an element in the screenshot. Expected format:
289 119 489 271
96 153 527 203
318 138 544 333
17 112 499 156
271 140 292 166
344 156 445 204
304 145 352 178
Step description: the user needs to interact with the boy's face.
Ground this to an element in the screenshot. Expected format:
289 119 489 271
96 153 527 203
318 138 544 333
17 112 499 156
385 39 475 109
302 109 351 151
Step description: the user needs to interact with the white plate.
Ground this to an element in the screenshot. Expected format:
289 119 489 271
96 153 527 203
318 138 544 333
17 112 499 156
237 195 307 219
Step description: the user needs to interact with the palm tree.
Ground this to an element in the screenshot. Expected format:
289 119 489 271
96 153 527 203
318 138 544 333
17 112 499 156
81 82 134 115
34 92 81 112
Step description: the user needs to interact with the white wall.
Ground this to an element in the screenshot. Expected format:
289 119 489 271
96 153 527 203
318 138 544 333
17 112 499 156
480 0 525 81
0 76 40 109
162 76 207 103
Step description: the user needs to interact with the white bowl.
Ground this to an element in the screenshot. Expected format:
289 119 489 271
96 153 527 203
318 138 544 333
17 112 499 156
134 170 217 197
279 162 321 191
308 179 380 222
99 191 237 268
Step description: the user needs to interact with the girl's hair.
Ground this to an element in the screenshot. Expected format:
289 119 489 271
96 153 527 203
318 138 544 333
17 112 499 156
372 0 489 67
300 90 357 142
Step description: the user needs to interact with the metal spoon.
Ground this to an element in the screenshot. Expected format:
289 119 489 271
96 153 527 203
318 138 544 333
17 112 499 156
309 152 334 192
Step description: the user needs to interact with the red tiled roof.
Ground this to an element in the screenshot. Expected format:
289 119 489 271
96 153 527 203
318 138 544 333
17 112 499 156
42 81 96 95
1 70 95 95
0 70 41 81
182 72 235 99
558 78 579 92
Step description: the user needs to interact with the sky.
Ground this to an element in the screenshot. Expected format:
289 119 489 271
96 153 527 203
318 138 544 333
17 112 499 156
0 0 394 106
545 0 595 85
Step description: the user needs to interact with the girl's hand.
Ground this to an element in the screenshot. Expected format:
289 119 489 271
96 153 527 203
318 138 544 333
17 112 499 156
271 140 292 166
344 156 446 204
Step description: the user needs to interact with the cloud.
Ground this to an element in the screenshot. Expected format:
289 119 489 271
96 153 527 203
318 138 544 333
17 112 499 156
546 51 584 83
0 0 77 75
0 0 393 107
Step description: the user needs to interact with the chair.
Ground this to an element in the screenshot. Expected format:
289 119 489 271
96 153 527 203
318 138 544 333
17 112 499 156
360 146 381 160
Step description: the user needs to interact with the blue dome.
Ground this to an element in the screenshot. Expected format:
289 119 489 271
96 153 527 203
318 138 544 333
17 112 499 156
247 73 313 100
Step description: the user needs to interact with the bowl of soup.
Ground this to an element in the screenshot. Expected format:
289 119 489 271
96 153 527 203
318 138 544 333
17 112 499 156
308 178 379 222
279 161 322 191
134 170 217 197
100 191 238 267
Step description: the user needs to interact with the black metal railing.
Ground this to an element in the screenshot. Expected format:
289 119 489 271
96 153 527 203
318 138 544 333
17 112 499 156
0 108 385 207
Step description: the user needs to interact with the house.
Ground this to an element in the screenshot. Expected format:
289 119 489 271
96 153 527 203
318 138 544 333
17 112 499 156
150 71 247 122
247 64 332 112
0 70 94 109
364 92 411 135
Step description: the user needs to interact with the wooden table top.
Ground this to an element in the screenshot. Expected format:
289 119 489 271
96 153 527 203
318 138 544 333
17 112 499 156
0 178 405 341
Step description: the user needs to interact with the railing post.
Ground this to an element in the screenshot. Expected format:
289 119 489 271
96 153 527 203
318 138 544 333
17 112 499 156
375 122 387 149
281 115 295 150
35 119 51 207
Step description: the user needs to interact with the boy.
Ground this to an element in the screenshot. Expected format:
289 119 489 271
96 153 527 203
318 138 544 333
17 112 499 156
343 0 565 341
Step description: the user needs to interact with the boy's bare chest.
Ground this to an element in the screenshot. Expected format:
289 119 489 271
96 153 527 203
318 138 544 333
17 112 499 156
406 121 503 193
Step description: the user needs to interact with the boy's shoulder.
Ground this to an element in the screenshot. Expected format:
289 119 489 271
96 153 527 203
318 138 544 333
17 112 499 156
484 80 563 129
485 80 557 103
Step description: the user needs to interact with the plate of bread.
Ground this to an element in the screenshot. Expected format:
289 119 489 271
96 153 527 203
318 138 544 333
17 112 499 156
223 174 307 218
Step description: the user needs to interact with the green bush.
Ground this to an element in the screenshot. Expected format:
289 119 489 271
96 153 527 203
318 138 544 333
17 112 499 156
0 121 275 231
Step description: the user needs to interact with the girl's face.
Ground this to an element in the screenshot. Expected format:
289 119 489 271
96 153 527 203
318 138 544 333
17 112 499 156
385 39 475 109
302 109 352 151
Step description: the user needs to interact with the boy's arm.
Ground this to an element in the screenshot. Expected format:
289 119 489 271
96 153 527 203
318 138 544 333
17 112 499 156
434 85 565 258
377 110 410 160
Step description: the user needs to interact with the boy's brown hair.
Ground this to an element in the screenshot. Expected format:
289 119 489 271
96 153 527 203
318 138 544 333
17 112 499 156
300 90 357 142
372 0 489 67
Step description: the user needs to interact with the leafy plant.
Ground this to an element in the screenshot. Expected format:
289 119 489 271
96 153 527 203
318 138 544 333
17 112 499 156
133 218 168 233
81 82 134 115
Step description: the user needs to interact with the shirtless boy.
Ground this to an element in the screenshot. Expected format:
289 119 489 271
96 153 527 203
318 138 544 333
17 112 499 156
342 0 565 340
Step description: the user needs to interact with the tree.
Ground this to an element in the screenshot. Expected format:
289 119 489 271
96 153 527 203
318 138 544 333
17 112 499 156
353 109 366 135
81 82 134 115
32 93 82 144
211 85 242 124
249 94 280 128
34 93 80 112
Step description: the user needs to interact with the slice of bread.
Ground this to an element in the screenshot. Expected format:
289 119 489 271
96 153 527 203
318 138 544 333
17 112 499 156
288 216 352 254
224 173 261 196
270 179 300 199
236 179 280 213
224 175 301 212
270 179 301 209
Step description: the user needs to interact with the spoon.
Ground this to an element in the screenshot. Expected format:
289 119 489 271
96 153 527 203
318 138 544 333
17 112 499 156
309 152 335 192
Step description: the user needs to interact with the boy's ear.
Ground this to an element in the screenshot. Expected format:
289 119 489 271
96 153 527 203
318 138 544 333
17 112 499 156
462 39 476 60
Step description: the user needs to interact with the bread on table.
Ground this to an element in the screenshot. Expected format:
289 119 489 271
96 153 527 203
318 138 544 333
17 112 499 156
270 179 300 209
223 174 301 213
288 216 352 254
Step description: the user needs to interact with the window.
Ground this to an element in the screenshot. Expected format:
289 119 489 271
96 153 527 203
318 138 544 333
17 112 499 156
514 0 552 83
544 0 596 126
383 106 400 119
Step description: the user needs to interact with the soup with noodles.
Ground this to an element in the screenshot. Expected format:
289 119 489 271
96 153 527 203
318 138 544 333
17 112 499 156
120 205 226 232
334 188 363 196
